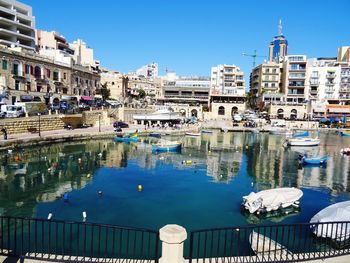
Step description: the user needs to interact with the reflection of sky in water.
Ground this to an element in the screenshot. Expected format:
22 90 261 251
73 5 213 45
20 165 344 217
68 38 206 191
0 131 349 230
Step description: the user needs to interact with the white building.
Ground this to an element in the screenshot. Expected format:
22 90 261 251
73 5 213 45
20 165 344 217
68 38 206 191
210 64 245 96
0 0 35 50
135 63 158 79
69 39 98 68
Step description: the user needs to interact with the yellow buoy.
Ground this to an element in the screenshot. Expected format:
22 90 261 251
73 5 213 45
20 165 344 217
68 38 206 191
138 185 142 191
186 160 192 165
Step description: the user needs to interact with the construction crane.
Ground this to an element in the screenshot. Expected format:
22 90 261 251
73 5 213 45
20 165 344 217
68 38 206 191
242 50 266 68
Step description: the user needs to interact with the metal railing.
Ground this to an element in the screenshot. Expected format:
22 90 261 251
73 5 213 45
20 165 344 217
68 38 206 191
0 216 160 262
188 221 350 263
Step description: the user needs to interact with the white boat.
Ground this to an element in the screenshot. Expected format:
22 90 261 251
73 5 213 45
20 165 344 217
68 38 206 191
133 108 181 121
286 137 320 146
242 187 303 214
185 132 201 136
310 201 350 242
250 231 290 257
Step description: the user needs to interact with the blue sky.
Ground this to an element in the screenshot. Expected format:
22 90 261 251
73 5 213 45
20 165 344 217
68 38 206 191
25 0 350 80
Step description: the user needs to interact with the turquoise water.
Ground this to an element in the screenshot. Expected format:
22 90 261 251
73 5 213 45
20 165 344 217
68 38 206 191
1 131 350 231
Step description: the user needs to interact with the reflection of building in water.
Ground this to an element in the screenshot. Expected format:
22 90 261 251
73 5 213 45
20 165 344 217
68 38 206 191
206 151 242 182
0 141 102 217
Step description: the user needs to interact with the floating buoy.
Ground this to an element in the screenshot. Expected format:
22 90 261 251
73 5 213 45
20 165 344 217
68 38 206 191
15 155 21 161
208 150 211 153
245 146 249 149
98 191 103 196
48 213 53 220
182 160 185 164
48 168 51 172
186 160 192 165
251 182 254 187
63 193 69 202
138 185 142 192
82 211 87 221
78 158 82 163
87 174 91 178
8 149 13 154
98 153 102 157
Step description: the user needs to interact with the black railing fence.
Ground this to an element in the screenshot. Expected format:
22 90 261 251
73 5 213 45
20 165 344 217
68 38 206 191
188 221 350 262
0 216 160 262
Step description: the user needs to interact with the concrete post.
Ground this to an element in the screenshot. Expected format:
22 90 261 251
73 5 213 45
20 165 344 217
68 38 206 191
49 109 52 115
159 224 187 263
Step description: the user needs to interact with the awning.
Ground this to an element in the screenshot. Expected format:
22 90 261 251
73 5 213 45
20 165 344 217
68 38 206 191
81 96 93 101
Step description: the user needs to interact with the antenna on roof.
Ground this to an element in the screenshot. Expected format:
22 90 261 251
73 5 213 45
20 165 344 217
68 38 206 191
278 19 283 36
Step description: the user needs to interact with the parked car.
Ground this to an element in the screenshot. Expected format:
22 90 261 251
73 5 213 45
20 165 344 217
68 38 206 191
113 121 129 129
0 111 5 118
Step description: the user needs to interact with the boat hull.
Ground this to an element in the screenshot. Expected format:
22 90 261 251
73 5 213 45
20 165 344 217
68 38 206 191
185 132 201 136
113 137 139 143
152 144 181 152
287 138 320 146
149 133 161 138
302 156 328 165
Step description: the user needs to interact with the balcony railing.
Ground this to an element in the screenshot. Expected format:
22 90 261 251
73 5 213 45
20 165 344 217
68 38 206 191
326 74 336 78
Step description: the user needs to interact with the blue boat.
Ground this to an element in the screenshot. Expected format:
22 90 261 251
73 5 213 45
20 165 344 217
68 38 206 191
340 131 350 136
149 133 161 138
113 134 139 143
152 141 182 152
301 155 328 165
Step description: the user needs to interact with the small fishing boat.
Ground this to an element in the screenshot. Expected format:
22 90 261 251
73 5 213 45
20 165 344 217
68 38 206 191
113 133 139 143
340 148 350 154
341 131 350 136
201 130 213 134
301 155 328 165
250 231 290 257
293 131 309 138
286 137 320 146
149 132 161 138
185 132 201 136
310 201 350 242
152 140 182 152
242 187 303 214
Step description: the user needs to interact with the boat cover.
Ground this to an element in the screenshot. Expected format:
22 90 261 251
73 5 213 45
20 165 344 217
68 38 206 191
243 187 303 214
310 201 350 241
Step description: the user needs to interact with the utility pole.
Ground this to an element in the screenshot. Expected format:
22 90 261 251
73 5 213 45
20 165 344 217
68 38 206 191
242 50 266 68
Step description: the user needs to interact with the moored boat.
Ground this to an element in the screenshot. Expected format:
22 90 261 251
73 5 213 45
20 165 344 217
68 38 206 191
113 133 139 143
152 140 182 152
286 137 320 146
250 231 290 257
310 201 350 242
185 132 201 136
242 187 303 214
269 128 293 136
340 147 350 154
149 132 161 138
340 131 350 136
301 155 328 165
201 130 213 134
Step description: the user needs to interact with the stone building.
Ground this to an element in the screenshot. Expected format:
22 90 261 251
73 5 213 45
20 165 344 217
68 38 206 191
0 45 100 105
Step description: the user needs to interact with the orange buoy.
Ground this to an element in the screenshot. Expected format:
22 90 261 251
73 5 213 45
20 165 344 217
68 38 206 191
15 156 21 162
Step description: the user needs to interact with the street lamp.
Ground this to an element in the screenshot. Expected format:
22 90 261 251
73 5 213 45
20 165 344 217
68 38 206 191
98 113 101 132
38 113 41 137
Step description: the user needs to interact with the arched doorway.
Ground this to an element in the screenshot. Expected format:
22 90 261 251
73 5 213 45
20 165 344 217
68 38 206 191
277 108 284 119
290 109 297 120
191 109 198 117
231 106 238 117
218 106 225 115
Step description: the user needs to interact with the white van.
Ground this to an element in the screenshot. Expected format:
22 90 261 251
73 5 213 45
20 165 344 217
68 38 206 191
0 105 25 118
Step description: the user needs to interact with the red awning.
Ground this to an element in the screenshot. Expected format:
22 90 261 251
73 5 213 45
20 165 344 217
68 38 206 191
81 96 93 101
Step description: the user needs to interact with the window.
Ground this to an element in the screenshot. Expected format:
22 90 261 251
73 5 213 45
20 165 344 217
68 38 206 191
264 83 268 87
46 68 51 78
218 106 225 115
271 83 276 88
25 64 30 74
63 72 66 79
265 68 270 73
15 80 20 90
53 71 59 81
2 59 7 70
272 68 277 73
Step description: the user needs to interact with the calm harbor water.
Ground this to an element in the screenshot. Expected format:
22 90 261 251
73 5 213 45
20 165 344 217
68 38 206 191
0 130 350 231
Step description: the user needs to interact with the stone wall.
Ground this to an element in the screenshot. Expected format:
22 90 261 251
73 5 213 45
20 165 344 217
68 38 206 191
0 115 65 134
82 110 110 126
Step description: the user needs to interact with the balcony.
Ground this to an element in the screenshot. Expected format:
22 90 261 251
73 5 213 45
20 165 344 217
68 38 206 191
325 82 335 86
325 87 335 93
310 90 318 95
339 88 350 93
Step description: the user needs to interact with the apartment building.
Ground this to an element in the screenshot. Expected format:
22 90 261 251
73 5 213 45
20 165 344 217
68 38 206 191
210 64 246 119
100 68 124 100
0 45 100 106
0 0 35 50
268 20 288 63
135 63 158 80
35 30 73 54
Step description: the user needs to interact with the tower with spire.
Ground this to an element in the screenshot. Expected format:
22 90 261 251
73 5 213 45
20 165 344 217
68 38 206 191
268 19 288 62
